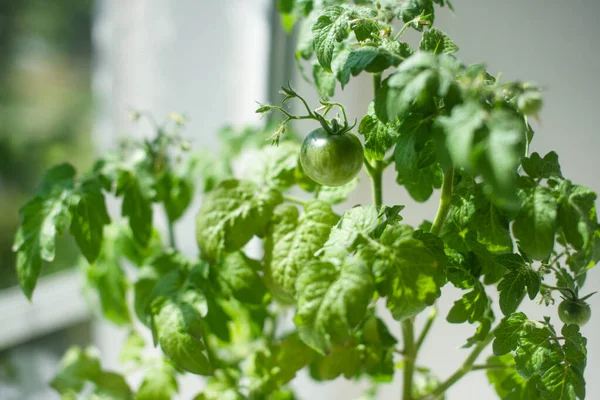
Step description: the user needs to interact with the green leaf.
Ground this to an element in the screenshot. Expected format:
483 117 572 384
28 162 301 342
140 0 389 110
313 63 336 99
419 28 458 54
51 346 132 399
514 324 560 379
120 331 145 365
196 179 282 263
152 291 212 375
447 282 490 324
448 178 513 254
476 108 528 207
296 10 319 60
245 142 300 191
311 344 363 379
562 324 587 373
195 150 233 193
156 171 194 223
134 250 189 325
312 6 378 71
13 163 75 299
335 43 406 88
555 179 598 251
70 178 111 264
437 101 486 170
446 278 494 347
485 354 527 399
136 361 178 400
50 347 102 395
264 201 339 299
359 225 445 320
250 334 317 394
539 364 585 400
567 229 600 274
313 6 353 72
394 117 442 202
320 205 379 263
194 370 243 400
493 312 528 355
211 251 267 305
294 256 374 353
87 225 131 326
439 103 528 207
116 170 153 247
317 177 359 205
310 316 397 382
94 371 133 399
375 52 462 122
522 151 563 180
512 186 558 260
398 0 435 31
358 103 399 161
496 253 540 315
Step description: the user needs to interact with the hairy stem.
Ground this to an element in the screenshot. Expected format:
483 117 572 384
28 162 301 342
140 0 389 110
416 307 437 352
419 330 495 400
402 319 416 400
430 166 454 236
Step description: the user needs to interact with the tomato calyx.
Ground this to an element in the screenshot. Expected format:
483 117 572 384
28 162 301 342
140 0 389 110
315 109 356 137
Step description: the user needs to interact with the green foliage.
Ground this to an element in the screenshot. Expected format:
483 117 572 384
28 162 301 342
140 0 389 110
264 201 339 300
51 347 132 399
12 2 599 400
195 179 283 263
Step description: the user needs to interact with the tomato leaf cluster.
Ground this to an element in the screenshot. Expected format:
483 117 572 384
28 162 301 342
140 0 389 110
11 1 599 400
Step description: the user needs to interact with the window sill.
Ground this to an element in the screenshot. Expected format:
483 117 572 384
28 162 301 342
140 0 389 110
0 269 89 350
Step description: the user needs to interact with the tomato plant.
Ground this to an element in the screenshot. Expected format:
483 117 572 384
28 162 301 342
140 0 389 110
12 1 598 400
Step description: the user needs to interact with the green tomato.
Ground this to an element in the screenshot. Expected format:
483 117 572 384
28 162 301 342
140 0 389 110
299 128 363 187
558 299 591 326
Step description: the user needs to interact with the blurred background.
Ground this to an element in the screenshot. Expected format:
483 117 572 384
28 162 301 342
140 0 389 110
0 0 599 399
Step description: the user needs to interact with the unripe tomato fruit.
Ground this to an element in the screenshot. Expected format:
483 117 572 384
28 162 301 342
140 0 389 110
558 299 591 326
299 128 363 187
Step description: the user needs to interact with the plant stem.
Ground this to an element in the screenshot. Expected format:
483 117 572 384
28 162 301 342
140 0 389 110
373 73 382 93
165 209 176 248
402 319 416 400
430 166 454 236
418 330 495 400
283 194 307 206
471 364 511 371
372 160 384 210
415 307 437 352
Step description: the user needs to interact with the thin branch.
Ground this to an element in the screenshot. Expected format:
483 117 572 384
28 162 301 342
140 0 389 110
415 307 437 352
418 330 495 400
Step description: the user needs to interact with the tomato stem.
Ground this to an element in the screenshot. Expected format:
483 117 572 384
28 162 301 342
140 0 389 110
401 319 416 400
283 194 307 206
371 160 384 210
542 284 578 300
417 330 495 400
165 207 176 248
430 166 454 236
415 306 437 352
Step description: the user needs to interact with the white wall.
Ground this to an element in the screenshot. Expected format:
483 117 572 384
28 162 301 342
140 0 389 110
93 0 600 399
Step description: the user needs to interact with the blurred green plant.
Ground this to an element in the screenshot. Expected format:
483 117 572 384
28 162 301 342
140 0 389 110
0 0 93 289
